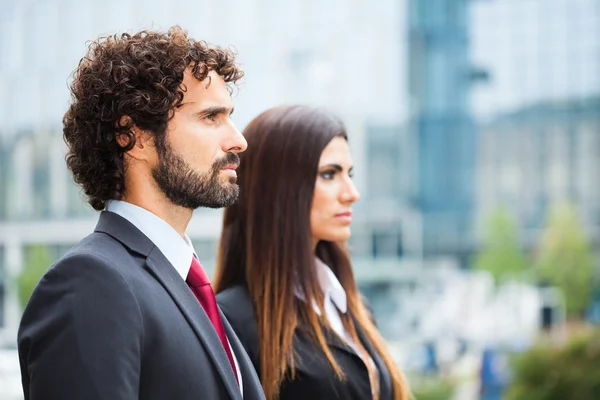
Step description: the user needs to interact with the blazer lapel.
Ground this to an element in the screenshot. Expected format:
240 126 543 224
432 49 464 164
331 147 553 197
321 324 360 357
353 317 393 400
145 249 241 400
221 310 265 400
319 319 393 399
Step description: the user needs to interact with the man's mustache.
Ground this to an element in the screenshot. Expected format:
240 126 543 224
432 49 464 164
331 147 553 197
213 152 240 170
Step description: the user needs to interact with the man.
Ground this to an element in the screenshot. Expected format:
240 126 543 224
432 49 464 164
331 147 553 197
18 26 265 400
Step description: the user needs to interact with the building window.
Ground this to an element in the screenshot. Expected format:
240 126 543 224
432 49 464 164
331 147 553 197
366 124 402 200
0 141 8 221
32 150 51 219
0 245 4 327
371 228 403 258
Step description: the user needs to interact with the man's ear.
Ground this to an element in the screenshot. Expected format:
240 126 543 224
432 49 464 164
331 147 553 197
116 116 154 161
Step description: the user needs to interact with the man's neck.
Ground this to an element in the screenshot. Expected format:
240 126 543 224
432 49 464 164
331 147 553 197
119 193 193 237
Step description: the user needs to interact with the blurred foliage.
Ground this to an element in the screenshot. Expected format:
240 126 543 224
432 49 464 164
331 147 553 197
409 375 455 400
475 206 529 285
504 329 600 400
18 244 52 309
535 203 595 317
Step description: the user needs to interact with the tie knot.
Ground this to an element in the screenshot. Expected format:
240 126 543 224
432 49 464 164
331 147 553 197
186 257 210 288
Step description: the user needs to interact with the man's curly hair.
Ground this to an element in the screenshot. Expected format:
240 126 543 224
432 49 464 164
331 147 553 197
63 26 244 211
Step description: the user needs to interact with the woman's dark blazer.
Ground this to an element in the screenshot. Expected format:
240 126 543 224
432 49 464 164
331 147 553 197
217 285 395 400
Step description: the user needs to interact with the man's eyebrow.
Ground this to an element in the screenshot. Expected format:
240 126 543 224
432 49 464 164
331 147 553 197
194 106 234 116
176 103 234 117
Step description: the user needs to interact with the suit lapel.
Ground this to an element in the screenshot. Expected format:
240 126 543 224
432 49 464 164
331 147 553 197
221 309 265 400
145 248 241 400
95 211 241 400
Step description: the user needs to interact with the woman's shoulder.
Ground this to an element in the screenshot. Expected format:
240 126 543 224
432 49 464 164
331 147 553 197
216 284 256 325
217 284 261 366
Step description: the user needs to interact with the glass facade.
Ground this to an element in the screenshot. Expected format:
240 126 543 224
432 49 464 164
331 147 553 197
0 245 4 327
407 0 475 258
472 0 600 244
471 0 600 118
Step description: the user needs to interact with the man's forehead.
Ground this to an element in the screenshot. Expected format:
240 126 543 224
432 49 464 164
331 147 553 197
184 68 225 85
182 70 232 106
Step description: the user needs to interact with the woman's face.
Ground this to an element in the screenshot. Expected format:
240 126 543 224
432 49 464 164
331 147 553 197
310 136 360 246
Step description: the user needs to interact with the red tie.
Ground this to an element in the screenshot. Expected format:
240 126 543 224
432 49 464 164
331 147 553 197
186 257 239 384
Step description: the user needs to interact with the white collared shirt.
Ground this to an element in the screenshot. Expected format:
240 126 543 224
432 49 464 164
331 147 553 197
106 200 244 394
314 258 348 338
314 258 379 393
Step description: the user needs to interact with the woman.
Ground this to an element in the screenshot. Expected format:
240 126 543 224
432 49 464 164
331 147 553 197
214 105 410 400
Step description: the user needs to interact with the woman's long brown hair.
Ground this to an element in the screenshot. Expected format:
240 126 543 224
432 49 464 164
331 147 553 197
214 105 410 400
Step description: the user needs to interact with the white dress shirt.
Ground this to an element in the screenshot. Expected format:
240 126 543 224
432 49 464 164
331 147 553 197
106 200 244 394
313 258 379 394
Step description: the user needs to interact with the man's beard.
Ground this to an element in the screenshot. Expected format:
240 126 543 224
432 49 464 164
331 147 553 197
152 142 240 209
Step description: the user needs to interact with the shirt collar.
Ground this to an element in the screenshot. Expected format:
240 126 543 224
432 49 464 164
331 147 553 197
106 200 196 280
314 258 348 314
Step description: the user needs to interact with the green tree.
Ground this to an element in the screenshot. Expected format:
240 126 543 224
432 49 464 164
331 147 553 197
505 329 600 400
18 244 53 310
535 203 595 318
409 374 455 400
475 206 528 284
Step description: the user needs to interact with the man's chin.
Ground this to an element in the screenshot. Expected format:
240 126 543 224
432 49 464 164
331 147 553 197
200 195 239 209
221 174 238 185
209 185 240 208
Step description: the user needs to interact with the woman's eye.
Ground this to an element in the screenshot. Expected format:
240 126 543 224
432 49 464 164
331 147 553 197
319 171 335 180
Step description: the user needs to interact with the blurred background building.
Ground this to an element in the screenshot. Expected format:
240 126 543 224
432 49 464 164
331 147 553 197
1 0 599 398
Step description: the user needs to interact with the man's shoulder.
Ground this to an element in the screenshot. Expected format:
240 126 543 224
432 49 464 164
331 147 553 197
51 231 136 275
68 230 128 257
21 232 143 321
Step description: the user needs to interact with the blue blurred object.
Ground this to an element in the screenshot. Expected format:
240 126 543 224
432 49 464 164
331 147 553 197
587 289 600 324
479 347 510 400
423 341 439 374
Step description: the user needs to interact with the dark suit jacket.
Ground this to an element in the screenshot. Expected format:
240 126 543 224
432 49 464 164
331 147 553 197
217 285 394 400
18 211 265 400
